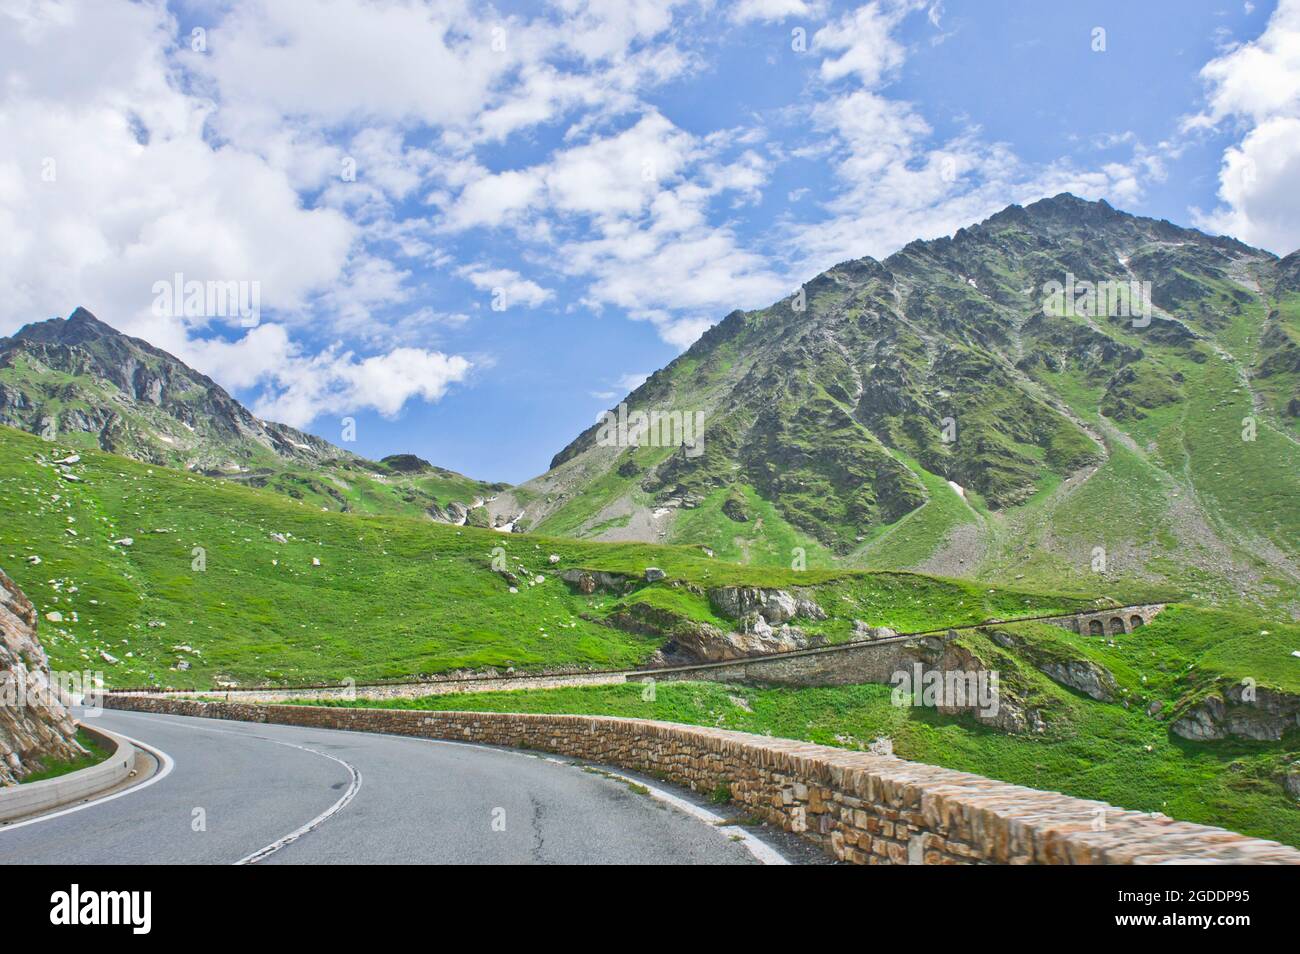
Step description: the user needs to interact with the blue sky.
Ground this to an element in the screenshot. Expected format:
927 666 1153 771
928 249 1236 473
2 0 1298 482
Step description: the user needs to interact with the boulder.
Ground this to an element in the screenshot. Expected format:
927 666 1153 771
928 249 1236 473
1037 658 1118 702
644 567 666 583
559 569 632 594
1171 684 1300 742
673 620 810 662
708 586 825 625
853 621 897 640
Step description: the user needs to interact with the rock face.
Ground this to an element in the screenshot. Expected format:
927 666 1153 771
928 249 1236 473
989 629 1118 702
672 621 812 663
1171 683 1300 742
604 597 820 666
0 308 341 470
0 567 84 785
1285 763 1300 800
708 587 826 625
560 568 634 594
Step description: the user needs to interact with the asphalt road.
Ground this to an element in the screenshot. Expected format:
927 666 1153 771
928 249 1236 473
0 709 781 865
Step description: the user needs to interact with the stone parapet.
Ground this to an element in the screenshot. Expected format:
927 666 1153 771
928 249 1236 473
102 694 1300 865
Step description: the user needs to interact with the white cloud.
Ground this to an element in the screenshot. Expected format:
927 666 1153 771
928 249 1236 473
457 266 554 308
730 0 827 24
0 0 484 430
786 4 1156 272
1196 116 1300 253
252 342 473 428
1189 0 1300 252
0 1 357 339
193 0 510 130
1188 0 1300 129
440 112 786 346
815 2 916 87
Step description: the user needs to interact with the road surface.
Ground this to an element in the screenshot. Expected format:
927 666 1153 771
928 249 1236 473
0 709 782 864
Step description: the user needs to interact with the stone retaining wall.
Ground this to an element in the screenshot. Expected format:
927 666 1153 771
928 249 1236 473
103 694 1300 865
631 637 924 688
112 670 630 704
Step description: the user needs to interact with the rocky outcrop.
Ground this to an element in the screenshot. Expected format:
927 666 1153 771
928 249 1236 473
989 629 1118 701
1285 762 1300 800
672 621 813 663
1171 682 1300 742
853 621 898 640
0 567 84 785
708 587 826 625
604 599 818 665
560 568 635 595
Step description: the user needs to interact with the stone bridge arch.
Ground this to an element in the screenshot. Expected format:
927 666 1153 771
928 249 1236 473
1057 604 1165 638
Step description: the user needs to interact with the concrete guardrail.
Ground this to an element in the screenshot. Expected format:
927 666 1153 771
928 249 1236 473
0 725 136 824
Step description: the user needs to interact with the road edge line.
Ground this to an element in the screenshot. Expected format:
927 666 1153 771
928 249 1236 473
0 730 174 833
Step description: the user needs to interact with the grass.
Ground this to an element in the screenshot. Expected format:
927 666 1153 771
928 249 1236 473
297 665 1300 849
17 728 113 784
0 424 1101 689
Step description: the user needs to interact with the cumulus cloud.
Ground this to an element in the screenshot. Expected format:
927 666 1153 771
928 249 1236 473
814 1 917 86
0 1 356 337
439 112 787 346
175 323 471 427
1189 0 1300 253
784 1 1158 273
730 0 828 24
249 343 472 427
0 0 490 431
457 266 554 308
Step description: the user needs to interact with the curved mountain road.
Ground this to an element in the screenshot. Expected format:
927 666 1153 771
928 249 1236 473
0 709 781 865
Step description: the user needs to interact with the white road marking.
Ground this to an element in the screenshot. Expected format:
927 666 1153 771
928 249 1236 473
542 757 789 866
0 730 175 833
101 710 787 865
232 741 361 865
98 710 363 865
363 734 790 865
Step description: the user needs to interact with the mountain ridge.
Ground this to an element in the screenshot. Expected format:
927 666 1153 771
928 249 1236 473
0 307 506 520
493 193 1300 616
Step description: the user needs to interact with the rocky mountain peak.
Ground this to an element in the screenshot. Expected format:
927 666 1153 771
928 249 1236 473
0 307 343 470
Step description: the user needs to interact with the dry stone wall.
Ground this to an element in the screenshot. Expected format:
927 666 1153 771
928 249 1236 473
103 693 1300 865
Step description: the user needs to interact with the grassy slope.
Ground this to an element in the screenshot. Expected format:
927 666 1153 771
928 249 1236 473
0 424 1099 689
308 605 1300 848
981 292 1300 614
17 728 112 784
